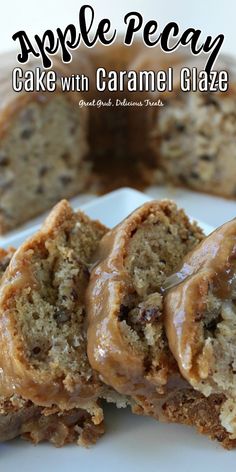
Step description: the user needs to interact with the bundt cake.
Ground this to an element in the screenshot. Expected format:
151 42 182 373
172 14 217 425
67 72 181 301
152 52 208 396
0 246 105 446
0 44 235 233
165 217 236 441
0 200 108 421
86 201 236 448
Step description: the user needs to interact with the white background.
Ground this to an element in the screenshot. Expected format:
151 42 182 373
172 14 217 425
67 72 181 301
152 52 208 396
0 0 235 56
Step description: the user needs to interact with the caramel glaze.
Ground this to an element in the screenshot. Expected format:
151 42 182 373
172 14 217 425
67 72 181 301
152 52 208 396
165 218 236 388
0 201 106 412
86 201 189 403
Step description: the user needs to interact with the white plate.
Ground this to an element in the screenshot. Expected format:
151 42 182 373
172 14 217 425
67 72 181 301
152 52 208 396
1 187 234 472
0 187 213 249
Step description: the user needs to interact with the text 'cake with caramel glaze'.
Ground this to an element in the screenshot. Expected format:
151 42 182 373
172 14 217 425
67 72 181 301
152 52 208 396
1 44 236 233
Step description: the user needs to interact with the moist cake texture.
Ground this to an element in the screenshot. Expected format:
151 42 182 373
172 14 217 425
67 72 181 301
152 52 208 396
0 200 108 420
87 200 204 397
87 200 236 448
0 395 105 447
151 89 236 197
0 53 89 233
0 246 105 446
134 388 236 449
0 200 236 448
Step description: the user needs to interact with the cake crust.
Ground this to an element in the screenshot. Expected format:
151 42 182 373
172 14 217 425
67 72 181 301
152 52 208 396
0 396 104 447
0 245 105 446
165 218 236 391
165 218 236 441
87 200 204 397
87 201 236 448
0 200 107 416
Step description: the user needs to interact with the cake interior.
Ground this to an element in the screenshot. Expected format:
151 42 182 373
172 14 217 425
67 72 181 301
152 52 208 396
6 212 105 384
191 267 236 399
154 91 236 197
186 269 236 439
0 242 106 446
117 205 203 385
0 96 89 231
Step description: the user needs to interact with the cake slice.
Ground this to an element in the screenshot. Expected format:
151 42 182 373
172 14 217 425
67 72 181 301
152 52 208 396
0 200 108 432
0 250 103 447
86 201 236 448
165 217 236 441
0 206 108 446
87 200 204 396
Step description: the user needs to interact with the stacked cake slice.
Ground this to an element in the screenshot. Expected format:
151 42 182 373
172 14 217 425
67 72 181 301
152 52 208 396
0 199 235 448
0 201 107 446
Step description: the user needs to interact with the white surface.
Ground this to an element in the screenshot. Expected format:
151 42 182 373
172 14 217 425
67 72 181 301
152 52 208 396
1 187 233 472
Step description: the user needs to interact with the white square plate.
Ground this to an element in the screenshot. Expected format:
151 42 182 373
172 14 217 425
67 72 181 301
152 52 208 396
0 187 213 249
1 188 235 472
